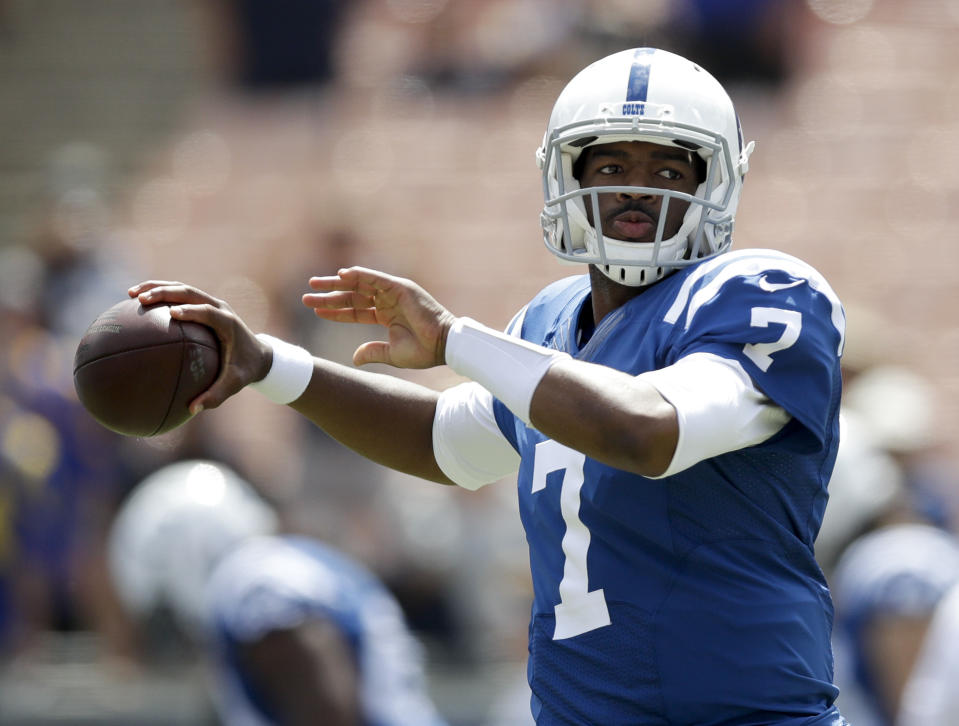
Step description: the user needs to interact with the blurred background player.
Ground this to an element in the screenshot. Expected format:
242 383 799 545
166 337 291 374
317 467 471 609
815 412 910 577
829 522 959 726
108 459 448 726
897 579 959 725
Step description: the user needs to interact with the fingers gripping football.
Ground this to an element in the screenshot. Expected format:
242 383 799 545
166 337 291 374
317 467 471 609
128 282 271 412
304 267 456 369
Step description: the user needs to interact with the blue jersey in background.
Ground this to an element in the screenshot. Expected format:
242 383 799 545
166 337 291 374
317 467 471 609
206 535 448 726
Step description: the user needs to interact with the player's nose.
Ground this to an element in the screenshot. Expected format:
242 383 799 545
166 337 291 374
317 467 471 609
616 167 657 201
616 184 656 202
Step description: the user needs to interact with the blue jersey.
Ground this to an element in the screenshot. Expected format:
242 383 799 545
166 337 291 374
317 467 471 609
492 250 846 725
205 535 447 726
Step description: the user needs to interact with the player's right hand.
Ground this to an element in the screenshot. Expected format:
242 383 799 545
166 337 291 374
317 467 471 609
303 267 456 370
128 281 273 413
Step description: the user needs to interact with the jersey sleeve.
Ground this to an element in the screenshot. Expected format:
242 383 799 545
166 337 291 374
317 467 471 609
432 382 521 490
661 252 844 447
639 352 790 477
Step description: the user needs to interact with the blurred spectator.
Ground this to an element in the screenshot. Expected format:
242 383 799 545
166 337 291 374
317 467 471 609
198 0 350 92
0 135 227 661
108 458 449 726
665 0 801 87
398 0 584 94
830 523 959 726
0 240 133 658
31 141 140 337
370 0 805 98
576 0 803 89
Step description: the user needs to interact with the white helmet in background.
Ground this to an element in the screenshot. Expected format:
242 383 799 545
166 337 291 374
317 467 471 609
816 412 905 571
537 47 754 287
108 460 278 636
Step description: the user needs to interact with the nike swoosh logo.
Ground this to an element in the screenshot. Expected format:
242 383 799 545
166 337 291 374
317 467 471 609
757 275 805 293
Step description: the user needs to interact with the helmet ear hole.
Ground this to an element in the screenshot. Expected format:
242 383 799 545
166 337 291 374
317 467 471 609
694 154 707 184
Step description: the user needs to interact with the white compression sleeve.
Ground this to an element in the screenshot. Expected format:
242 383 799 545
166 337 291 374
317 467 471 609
638 352 790 478
444 317 570 425
432 382 521 490
247 334 314 404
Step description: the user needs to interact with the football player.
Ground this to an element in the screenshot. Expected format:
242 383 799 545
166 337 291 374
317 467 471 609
830 523 959 726
108 460 448 726
131 48 848 724
899 580 959 725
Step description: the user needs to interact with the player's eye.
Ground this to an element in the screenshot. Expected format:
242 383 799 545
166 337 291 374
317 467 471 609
597 164 623 175
657 168 684 181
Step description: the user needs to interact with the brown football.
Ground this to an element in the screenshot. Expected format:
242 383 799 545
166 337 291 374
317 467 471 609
73 298 220 436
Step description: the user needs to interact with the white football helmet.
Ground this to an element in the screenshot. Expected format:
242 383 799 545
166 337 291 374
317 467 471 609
537 47 755 287
108 459 278 636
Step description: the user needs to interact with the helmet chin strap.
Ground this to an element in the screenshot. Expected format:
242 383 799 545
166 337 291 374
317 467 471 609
595 260 671 287
582 210 692 288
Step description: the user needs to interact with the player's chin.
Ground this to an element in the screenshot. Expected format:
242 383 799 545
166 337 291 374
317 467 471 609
602 222 657 245
604 232 657 245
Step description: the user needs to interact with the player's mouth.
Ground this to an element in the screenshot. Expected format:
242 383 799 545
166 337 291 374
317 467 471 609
607 208 656 241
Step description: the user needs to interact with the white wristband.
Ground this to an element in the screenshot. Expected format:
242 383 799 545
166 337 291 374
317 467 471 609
445 317 569 425
248 334 314 404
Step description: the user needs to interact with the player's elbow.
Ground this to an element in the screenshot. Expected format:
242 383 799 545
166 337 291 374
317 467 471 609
529 363 679 477
598 380 679 477
573 401 678 477
617 408 678 477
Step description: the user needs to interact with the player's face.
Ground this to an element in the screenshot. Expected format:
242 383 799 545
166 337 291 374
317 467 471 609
576 141 700 244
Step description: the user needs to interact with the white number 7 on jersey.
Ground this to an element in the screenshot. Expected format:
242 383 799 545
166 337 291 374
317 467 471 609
743 307 802 372
532 440 611 640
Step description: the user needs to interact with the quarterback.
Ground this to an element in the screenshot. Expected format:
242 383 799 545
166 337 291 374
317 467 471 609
132 48 848 724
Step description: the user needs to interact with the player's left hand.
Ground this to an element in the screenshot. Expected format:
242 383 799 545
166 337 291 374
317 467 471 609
303 267 456 369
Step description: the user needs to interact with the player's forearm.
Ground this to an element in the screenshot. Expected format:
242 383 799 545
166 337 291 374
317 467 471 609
288 357 453 484
529 359 679 477
443 318 678 477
